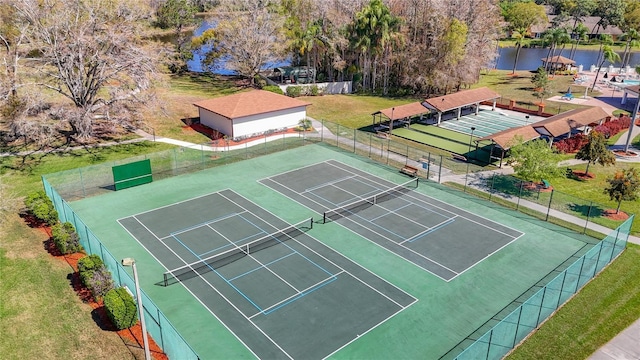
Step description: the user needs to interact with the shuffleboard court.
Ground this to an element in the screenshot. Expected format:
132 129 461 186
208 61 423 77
118 189 416 359
259 160 524 281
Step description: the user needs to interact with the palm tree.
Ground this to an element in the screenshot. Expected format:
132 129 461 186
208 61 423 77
569 23 589 60
595 34 613 66
591 45 621 91
620 28 640 68
542 27 571 73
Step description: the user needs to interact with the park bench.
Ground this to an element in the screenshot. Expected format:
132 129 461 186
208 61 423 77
541 179 550 189
452 154 467 162
400 164 419 177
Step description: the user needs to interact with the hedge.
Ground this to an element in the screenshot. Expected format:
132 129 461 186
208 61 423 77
78 254 114 302
51 222 82 255
24 190 58 225
104 287 138 330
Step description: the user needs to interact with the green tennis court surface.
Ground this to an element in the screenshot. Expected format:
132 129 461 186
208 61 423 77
118 189 415 359
259 160 523 281
69 144 597 359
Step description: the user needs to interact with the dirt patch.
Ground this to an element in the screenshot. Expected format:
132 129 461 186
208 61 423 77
602 209 630 221
570 170 595 180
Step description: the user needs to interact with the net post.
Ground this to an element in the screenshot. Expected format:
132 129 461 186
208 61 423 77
163 274 168 287
309 217 313 229
323 212 327 224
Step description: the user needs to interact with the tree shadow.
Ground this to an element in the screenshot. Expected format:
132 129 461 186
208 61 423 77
566 203 604 217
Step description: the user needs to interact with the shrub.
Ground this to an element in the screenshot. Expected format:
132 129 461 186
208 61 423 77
51 222 82 254
286 86 302 98
553 134 587 154
24 190 58 225
262 85 284 95
77 254 104 274
78 254 113 301
309 84 319 96
104 287 137 330
253 75 267 88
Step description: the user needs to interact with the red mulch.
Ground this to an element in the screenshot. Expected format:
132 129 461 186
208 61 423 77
602 209 630 221
521 182 553 192
27 217 168 360
613 150 638 157
571 170 595 180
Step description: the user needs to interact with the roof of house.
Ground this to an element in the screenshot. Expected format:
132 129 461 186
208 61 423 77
424 87 500 113
532 106 609 137
193 90 311 119
530 15 623 36
541 55 576 65
372 102 430 120
623 85 640 95
477 126 541 150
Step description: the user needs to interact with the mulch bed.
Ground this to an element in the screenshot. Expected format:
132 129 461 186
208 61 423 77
521 182 553 192
570 170 595 180
26 216 168 360
602 209 630 221
613 150 638 157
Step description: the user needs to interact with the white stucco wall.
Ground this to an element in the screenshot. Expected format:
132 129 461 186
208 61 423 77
198 107 307 139
199 109 233 135
232 107 307 138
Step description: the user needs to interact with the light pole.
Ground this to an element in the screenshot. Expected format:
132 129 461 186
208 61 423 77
122 258 151 360
389 107 395 135
468 127 476 160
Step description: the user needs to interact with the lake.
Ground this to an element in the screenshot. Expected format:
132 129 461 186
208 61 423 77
496 47 640 71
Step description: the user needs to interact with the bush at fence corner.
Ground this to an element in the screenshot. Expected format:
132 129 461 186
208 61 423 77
104 287 138 330
51 222 83 255
24 190 58 225
78 254 114 302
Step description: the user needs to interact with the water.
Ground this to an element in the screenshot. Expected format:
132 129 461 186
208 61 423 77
185 19 290 74
495 47 640 71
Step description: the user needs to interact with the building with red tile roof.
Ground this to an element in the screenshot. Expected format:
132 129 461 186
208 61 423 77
193 90 311 140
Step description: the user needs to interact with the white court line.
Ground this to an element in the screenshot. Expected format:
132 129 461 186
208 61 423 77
116 216 261 360
259 176 457 279
228 189 417 307
329 159 523 238
249 270 344 320
116 190 234 220
168 211 247 237
399 217 458 245
303 175 359 193
122 193 295 359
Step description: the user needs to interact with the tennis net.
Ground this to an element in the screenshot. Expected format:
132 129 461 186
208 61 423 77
163 217 313 286
323 177 419 223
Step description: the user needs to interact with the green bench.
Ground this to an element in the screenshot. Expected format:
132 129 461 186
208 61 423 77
541 179 550 189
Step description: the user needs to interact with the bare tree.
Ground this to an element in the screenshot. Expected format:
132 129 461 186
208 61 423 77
195 0 286 84
16 0 160 140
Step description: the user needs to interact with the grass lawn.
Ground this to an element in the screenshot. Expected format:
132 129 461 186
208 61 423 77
507 244 640 360
1 68 639 359
0 142 176 359
304 94 417 129
473 69 602 112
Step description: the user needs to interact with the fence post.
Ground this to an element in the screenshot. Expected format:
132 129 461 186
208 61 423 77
584 201 593 234
512 306 524 348
516 181 523 210
464 162 470 192
321 119 324 142
489 173 496 201
438 155 443 183
545 189 555 221
79 168 86 198
485 329 494 360
368 133 372 158
336 124 339 146
353 129 357 153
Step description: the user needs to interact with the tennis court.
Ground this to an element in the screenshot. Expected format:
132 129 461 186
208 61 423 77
259 160 524 281
117 189 415 359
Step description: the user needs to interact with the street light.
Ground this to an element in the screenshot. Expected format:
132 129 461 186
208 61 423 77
389 107 395 135
121 258 151 360
468 127 476 160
